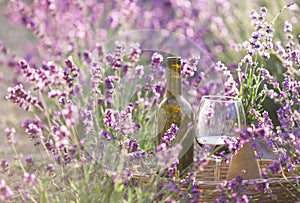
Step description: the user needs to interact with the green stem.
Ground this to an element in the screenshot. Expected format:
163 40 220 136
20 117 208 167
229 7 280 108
270 3 295 26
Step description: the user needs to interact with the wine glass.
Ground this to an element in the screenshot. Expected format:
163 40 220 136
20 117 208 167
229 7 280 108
196 95 246 181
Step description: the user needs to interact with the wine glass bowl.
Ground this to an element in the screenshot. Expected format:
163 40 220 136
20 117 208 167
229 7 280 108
196 95 246 180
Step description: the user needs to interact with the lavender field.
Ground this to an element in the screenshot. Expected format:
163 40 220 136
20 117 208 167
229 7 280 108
0 0 299 202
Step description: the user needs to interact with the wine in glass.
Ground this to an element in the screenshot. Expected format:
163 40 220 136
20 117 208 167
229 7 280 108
196 95 246 181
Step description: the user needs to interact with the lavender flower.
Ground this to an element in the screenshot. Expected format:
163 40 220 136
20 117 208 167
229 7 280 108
45 164 54 174
0 180 14 201
156 143 182 168
134 65 144 79
119 104 138 135
61 104 78 127
129 43 141 62
182 63 196 78
22 119 44 142
125 138 139 153
151 52 163 68
194 157 209 171
51 125 70 148
104 76 116 90
24 156 34 170
6 84 44 111
1 160 9 173
106 42 125 70
23 172 36 187
81 109 94 135
2 1 300 202
43 138 56 155
283 21 292 32
101 130 115 141
104 104 138 135
165 197 176 203
104 109 120 130
269 161 281 174
153 81 165 98
260 69 279 88
19 59 40 83
90 63 103 96
157 123 179 150
144 75 153 91
19 60 65 91
214 61 238 97
5 127 16 145
216 175 253 203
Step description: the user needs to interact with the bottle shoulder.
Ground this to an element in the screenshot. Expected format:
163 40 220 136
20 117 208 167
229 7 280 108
159 96 192 108
158 95 193 115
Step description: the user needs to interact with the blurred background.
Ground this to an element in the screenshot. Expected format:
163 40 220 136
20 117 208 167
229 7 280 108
0 0 299 159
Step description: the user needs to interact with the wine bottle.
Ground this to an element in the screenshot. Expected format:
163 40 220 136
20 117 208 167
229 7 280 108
155 56 194 176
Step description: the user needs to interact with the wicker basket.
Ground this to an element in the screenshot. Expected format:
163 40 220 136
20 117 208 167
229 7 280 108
132 159 300 202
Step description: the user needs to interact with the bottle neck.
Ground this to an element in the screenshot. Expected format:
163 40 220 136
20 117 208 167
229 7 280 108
166 59 182 98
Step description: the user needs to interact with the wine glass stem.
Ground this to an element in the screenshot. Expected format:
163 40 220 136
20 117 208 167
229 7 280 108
214 158 221 181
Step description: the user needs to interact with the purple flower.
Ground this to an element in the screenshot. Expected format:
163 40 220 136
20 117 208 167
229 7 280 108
19 59 40 83
224 77 238 97
119 104 137 135
291 50 300 65
0 180 14 201
151 52 163 68
165 197 176 203
104 105 137 135
65 56 79 78
43 138 55 154
104 109 120 130
104 76 116 90
22 119 44 141
153 81 165 98
269 161 281 174
156 143 182 168
182 63 196 77
158 124 179 150
204 105 214 123
144 75 153 91
5 127 16 145
52 125 70 148
24 156 34 169
277 106 294 129
214 62 238 96
253 179 269 193
23 172 36 186
195 157 209 171
1 160 9 173
48 89 63 98
101 130 115 141
266 89 278 99
81 109 94 134
284 21 292 32
6 84 44 111
251 31 261 40
260 69 278 87
129 43 141 62
45 164 54 174
242 55 252 63
61 147 72 165
90 63 103 95
134 65 144 79
216 175 252 203
126 138 139 153
61 104 78 127
106 42 124 70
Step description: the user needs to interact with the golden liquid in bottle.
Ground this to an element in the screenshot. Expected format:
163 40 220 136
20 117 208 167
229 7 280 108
155 57 194 176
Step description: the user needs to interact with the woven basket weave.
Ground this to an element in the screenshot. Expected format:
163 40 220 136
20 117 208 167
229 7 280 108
132 159 300 202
